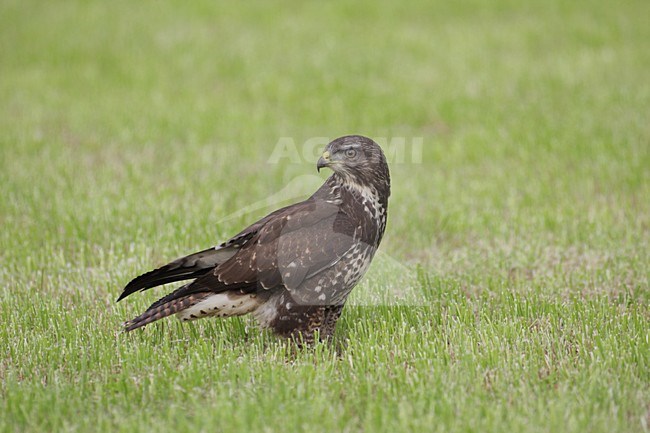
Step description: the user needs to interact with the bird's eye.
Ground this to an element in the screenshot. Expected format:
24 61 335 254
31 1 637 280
345 149 357 158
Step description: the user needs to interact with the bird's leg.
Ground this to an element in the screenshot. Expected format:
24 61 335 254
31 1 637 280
320 304 344 340
282 304 345 347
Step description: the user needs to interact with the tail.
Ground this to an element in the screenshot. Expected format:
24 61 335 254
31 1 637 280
123 292 211 332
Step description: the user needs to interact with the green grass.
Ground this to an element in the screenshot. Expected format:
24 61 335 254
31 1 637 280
1 0 649 432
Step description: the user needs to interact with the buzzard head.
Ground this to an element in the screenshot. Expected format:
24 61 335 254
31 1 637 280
317 135 390 196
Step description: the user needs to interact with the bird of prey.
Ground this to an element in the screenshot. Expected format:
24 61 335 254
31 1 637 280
117 135 390 344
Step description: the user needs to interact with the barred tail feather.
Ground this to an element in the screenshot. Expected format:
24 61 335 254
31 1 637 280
123 292 211 332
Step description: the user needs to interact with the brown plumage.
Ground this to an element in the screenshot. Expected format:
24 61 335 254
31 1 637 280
123 292 210 332
117 135 390 343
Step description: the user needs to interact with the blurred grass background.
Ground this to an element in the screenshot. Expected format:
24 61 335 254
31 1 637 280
1 0 649 432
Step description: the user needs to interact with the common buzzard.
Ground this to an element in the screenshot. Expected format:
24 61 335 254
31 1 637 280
117 135 390 344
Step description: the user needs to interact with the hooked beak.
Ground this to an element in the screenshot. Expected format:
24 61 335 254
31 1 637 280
317 150 331 172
